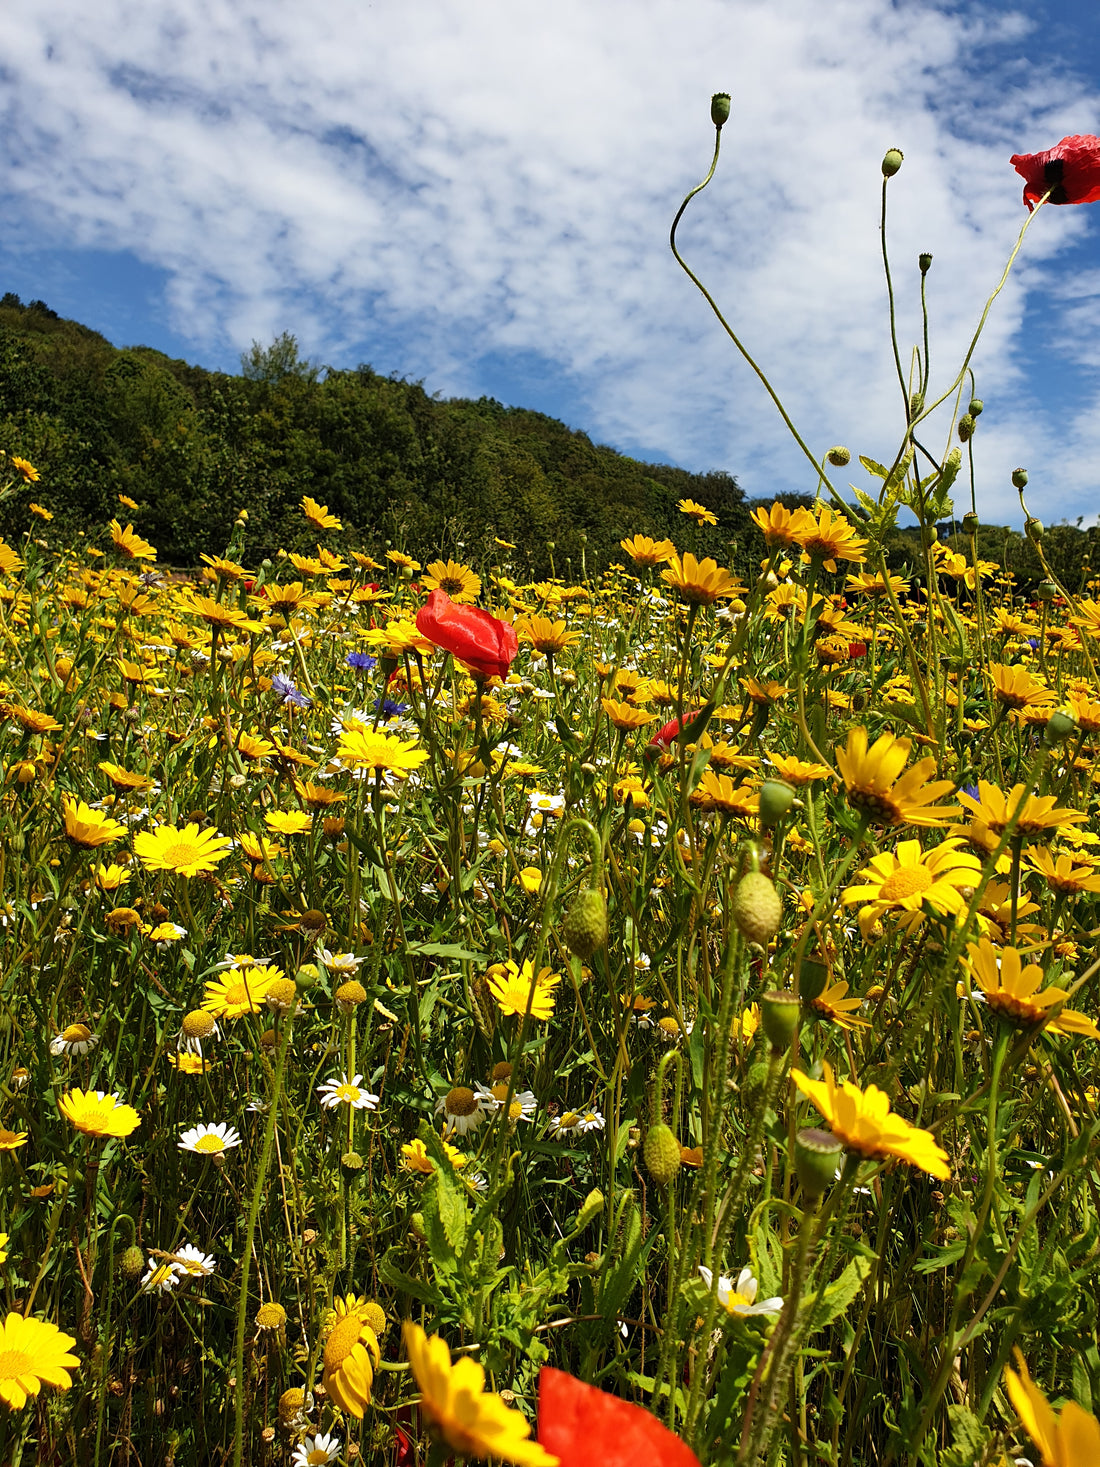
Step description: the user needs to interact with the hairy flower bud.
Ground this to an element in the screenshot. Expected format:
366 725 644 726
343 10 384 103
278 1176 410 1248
576 1189 604 1230
758 779 797 830
120 1244 145 1280
826 446 851 467
1044 708 1078 746
957 414 975 442
732 872 782 946
563 887 608 962
643 1123 682 1185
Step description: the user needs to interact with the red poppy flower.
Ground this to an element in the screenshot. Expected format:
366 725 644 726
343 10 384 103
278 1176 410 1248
1010 135 1100 211
415 589 519 682
538 1368 701 1467
848 641 867 659
651 711 702 751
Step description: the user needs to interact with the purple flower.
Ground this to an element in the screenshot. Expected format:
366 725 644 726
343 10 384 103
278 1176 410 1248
374 696 408 721
346 652 376 673
272 673 312 709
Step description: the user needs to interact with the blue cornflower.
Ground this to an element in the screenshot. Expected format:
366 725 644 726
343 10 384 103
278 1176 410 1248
346 652 376 672
374 696 408 721
272 673 312 709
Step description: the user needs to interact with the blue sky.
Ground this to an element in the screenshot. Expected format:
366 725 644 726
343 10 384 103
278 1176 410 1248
2 0 1100 527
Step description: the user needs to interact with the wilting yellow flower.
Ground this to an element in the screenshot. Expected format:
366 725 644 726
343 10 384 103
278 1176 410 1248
620 534 675 566
8 456 39 484
6 704 62 734
401 1137 468 1175
322 1314 380 1418
487 960 560 1021
661 552 738 605
402 1322 559 1467
423 559 482 603
301 495 342 531
962 940 1100 1038
742 677 789 705
97 762 154 794
58 1089 140 1140
1024 846 1100 896
1004 1351 1100 1466
0 1313 79 1410
835 727 958 828
134 822 233 877
790 1061 950 1179
109 521 157 561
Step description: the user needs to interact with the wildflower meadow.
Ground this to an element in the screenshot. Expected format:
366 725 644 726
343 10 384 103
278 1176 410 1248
2 103 1100 1467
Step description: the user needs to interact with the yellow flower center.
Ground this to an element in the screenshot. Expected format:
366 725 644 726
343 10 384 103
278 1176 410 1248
256 1302 286 1329
324 1313 363 1371
878 866 934 902
162 840 202 868
335 1086 360 1104
223 982 251 1008
182 1010 215 1037
445 1086 478 1117
62 1024 92 1042
194 1134 225 1154
0 1348 33 1379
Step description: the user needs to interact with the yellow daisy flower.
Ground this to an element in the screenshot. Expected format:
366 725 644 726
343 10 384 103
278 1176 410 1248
790 1061 950 1178
962 940 1100 1038
487 960 560 1021
835 728 958 828
134 823 233 877
0 1313 79 1410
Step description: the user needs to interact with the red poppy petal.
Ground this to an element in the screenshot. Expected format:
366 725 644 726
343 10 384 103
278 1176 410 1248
538 1367 701 1467
1011 134 1100 209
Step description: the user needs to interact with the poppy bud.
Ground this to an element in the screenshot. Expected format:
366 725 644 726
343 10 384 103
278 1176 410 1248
1043 708 1077 745
340 1150 364 1174
798 950 830 1004
1025 517 1043 544
918 252 933 273
1011 467 1029 489
910 391 924 417
969 397 984 417
881 148 904 177
957 414 975 442
563 887 608 961
962 511 980 535
794 1128 844 1198
732 871 782 946
758 779 797 830
120 1244 145 1280
761 990 799 1052
711 93 731 128
826 446 851 467
743 1060 771 1110
1036 579 1057 602
643 1123 682 1185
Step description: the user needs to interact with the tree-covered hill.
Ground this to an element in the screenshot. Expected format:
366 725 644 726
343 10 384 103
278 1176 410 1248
0 297 748 577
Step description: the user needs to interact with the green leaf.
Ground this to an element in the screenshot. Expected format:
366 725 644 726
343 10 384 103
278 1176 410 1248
859 456 889 481
408 940 488 962
940 1403 990 1467
801 1254 872 1333
379 1249 441 1306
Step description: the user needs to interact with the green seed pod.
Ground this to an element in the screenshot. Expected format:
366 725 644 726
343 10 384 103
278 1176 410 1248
921 525 938 549
711 93 731 128
563 887 608 962
826 446 851 467
732 872 782 947
8 832 25 856
1036 580 1057 602
120 1245 145 1281
295 965 319 992
1044 708 1078 746
761 990 800 1052
1011 467 1029 489
643 1123 682 1185
758 779 797 830
881 148 904 177
918 252 933 274
1025 517 1043 544
340 1150 364 1175
798 950 830 1005
794 1127 845 1198
968 397 984 417
961 511 980 535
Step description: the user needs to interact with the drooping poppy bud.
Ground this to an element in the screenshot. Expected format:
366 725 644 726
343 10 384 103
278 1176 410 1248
415 589 519 682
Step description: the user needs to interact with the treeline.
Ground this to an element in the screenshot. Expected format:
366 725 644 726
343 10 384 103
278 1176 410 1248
0 298 748 578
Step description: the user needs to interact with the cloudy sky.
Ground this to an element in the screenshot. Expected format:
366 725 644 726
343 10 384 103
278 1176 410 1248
2 0 1100 527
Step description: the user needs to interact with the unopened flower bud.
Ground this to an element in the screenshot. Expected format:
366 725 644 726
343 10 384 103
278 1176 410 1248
1043 708 1077 746
643 1123 682 1185
761 990 800 1052
826 446 851 467
881 148 904 177
794 1127 845 1198
563 887 608 961
743 1060 771 1110
1011 467 1028 489
798 950 830 1005
921 525 938 549
957 414 975 442
758 779 797 830
120 1244 145 1280
711 93 731 128
732 872 782 946
295 965 319 991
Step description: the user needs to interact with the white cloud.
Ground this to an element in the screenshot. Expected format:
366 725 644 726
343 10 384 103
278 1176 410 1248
2 0 1100 524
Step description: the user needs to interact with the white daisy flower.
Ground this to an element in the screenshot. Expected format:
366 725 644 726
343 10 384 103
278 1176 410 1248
178 1122 243 1156
49 1023 99 1057
698 1265 783 1318
316 1074 379 1111
475 1083 537 1124
315 947 364 973
170 1244 217 1279
435 1085 484 1137
141 1259 181 1294
548 1108 605 1136
292 1434 342 1467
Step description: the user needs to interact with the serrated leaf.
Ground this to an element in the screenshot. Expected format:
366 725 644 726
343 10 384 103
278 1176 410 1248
860 456 889 480
408 941 488 962
801 1254 872 1333
379 1250 441 1306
